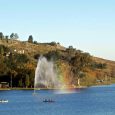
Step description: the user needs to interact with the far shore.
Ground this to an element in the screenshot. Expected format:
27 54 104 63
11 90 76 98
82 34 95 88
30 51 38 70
0 83 114 91
0 86 88 90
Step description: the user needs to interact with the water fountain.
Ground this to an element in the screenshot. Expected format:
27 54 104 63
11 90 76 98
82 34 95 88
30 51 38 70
33 56 76 96
34 56 60 94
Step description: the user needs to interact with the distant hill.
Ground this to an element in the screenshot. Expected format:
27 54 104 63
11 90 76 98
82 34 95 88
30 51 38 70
0 37 115 88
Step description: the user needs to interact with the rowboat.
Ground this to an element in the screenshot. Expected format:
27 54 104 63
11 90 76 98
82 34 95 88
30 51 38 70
0 100 8 103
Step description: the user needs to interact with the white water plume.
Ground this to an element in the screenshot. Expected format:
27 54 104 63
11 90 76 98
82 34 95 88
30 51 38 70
34 56 60 89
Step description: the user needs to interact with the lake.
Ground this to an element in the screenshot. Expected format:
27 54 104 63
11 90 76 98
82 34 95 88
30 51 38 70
0 85 115 115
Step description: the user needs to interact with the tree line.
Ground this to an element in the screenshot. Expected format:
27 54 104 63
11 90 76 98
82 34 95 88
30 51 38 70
0 44 35 88
0 32 35 44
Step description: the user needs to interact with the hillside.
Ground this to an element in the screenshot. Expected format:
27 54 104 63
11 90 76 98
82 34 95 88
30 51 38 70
0 37 115 88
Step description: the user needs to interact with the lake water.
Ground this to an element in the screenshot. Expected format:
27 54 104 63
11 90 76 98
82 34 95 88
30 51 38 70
0 85 115 115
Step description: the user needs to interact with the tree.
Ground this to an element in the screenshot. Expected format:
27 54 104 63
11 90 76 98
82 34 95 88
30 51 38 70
25 74 30 88
10 33 19 40
0 32 4 40
66 45 76 57
29 70 35 87
68 46 73 49
5 52 18 87
15 54 29 63
18 79 23 87
0 55 8 75
50 41 56 46
44 50 61 61
14 33 19 39
10 33 15 39
5 36 9 43
28 35 33 43
34 41 38 44
0 46 4 55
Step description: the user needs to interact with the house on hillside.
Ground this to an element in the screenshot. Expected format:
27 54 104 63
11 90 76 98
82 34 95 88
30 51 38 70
14 49 25 54
0 82 9 88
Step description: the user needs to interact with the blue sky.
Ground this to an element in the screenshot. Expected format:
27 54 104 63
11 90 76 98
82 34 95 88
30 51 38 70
0 0 115 60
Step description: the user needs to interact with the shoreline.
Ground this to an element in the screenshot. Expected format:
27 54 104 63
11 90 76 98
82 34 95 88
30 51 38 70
0 84 114 91
0 86 87 90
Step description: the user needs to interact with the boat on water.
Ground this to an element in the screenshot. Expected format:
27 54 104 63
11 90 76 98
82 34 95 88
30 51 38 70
43 99 55 103
0 100 8 103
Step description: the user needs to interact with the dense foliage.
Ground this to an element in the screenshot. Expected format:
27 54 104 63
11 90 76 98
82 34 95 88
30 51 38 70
0 32 115 88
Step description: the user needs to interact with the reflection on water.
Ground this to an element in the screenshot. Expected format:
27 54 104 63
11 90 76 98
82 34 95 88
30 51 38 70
0 85 115 115
54 88 79 94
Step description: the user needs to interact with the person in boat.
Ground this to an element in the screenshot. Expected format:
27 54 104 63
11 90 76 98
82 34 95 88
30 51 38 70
44 99 47 102
43 98 54 102
49 99 53 102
